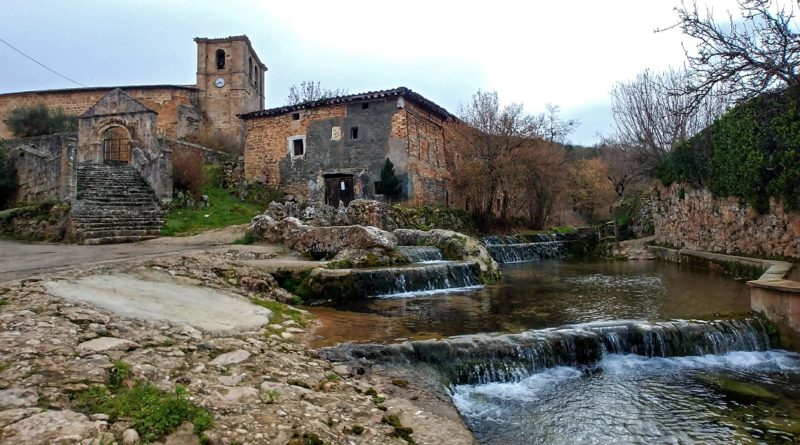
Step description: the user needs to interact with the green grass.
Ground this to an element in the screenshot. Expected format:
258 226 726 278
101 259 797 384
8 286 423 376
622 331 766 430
73 383 212 443
250 298 310 327
160 187 262 236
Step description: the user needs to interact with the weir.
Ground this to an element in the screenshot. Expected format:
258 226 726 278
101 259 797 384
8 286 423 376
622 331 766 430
323 318 771 385
397 246 445 263
353 261 482 297
482 234 567 264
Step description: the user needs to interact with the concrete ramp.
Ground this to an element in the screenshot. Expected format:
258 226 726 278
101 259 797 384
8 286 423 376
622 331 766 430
44 273 270 332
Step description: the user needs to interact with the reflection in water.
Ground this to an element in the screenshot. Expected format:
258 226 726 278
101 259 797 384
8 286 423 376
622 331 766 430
309 259 750 347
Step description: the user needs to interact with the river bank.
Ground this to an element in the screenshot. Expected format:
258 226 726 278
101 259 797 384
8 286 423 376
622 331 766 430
0 247 475 445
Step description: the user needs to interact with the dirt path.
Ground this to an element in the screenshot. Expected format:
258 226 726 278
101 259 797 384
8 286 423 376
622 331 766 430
0 225 249 282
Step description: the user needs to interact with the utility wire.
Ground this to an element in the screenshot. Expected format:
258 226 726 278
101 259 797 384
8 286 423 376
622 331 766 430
0 36 87 87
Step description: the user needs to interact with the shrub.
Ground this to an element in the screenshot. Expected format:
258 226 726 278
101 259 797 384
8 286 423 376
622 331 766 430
172 150 205 198
0 142 17 209
378 158 402 198
7 104 77 138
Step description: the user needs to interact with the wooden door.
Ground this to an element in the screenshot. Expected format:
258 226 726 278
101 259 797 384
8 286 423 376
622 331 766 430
325 176 354 206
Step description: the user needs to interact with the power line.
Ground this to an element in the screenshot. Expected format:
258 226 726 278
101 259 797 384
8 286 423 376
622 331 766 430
0 36 87 87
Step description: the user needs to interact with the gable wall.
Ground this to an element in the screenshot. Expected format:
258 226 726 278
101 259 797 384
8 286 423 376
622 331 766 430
0 87 199 140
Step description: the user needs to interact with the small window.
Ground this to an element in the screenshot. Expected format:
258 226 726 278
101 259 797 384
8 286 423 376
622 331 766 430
362 102 369 109
350 127 359 139
374 181 383 194
293 139 305 157
292 112 300 121
215 49 225 70
248 57 253 80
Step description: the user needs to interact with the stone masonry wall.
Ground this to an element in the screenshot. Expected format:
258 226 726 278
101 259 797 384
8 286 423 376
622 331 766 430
402 102 450 206
5 133 76 205
652 183 800 259
0 87 199 140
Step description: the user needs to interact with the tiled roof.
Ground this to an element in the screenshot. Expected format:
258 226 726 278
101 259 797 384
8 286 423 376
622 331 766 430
239 87 455 120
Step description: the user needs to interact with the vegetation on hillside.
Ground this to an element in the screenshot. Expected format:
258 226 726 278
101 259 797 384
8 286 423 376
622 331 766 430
162 162 263 236
7 104 77 138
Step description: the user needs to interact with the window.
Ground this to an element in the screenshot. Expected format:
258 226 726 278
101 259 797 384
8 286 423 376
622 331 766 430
292 112 300 121
293 139 304 157
248 57 253 80
216 49 225 69
288 135 305 158
350 126 359 139
374 181 383 194
361 102 369 109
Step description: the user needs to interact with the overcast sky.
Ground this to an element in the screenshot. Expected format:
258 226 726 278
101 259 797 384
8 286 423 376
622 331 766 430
0 0 741 145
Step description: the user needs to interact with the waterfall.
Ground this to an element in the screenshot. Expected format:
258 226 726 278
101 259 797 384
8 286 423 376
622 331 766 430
397 246 445 263
482 234 568 264
353 261 483 297
322 318 771 385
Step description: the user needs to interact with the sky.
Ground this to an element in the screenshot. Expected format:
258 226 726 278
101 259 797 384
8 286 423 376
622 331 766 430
0 0 743 145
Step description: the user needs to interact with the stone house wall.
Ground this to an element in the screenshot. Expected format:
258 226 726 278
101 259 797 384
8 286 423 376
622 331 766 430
5 133 76 204
243 96 451 206
652 183 800 259
0 86 200 141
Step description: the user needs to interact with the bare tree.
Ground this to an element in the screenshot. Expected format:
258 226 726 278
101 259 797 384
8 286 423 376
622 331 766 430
610 67 727 170
597 140 646 198
454 90 542 217
668 0 800 108
538 103 579 144
285 81 348 105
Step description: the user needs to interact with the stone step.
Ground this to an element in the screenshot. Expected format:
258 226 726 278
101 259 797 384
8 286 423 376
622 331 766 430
80 229 160 239
83 235 160 245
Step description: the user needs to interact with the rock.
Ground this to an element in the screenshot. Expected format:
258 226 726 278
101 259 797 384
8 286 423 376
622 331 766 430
2 409 99 444
78 337 139 354
0 408 41 428
250 215 397 259
162 421 201 445
222 386 258 402
122 428 140 445
217 373 246 386
209 349 251 366
0 388 39 409
61 307 111 325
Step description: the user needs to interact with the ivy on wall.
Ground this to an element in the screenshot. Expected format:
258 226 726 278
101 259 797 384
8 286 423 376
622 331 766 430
658 87 800 213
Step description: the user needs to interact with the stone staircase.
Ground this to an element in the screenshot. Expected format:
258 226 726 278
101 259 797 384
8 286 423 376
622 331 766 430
71 163 164 244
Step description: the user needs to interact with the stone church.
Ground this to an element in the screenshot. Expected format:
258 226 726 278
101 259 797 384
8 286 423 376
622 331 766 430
0 35 266 150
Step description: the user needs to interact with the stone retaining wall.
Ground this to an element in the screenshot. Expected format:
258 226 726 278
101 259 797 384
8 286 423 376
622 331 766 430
652 184 800 259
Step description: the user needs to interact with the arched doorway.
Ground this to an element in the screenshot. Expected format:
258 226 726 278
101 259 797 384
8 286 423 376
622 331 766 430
102 126 131 165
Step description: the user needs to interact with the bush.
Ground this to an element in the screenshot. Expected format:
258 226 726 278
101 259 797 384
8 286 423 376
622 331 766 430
658 86 800 213
7 104 77 138
0 142 17 209
172 150 205 198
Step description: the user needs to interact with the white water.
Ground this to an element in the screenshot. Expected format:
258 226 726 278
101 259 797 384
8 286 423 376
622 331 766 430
453 350 800 444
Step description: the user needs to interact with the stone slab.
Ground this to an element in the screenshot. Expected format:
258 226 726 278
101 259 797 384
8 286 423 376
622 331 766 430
43 273 270 333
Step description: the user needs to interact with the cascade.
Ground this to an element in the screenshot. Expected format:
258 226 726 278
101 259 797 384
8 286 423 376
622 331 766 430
323 318 771 385
482 234 567 264
397 246 445 263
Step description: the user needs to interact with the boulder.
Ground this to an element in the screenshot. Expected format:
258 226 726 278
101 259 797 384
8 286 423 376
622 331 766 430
250 216 397 259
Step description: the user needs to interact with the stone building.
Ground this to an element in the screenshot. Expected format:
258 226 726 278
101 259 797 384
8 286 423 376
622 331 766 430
0 35 266 152
241 87 454 206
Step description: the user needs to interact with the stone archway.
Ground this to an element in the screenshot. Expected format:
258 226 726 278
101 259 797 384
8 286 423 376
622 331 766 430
101 125 132 165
